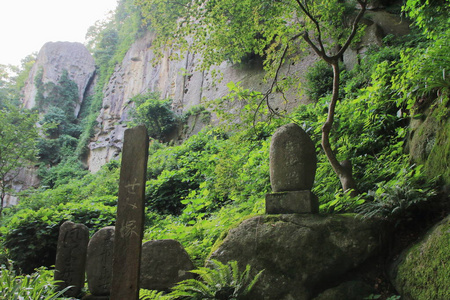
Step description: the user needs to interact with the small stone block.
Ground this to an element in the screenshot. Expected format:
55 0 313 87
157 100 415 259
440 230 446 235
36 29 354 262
265 191 319 214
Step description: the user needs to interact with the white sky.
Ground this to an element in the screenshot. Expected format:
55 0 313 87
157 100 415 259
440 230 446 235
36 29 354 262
0 0 118 67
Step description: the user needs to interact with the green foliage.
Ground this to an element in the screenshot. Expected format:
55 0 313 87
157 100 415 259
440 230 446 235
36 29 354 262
137 0 364 75
0 104 39 213
0 162 119 272
356 164 437 221
403 0 450 40
35 69 79 118
38 157 88 189
140 289 169 300
168 260 263 300
1 200 115 273
129 92 177 140
0 262 71 300
305 60 335 101
391 29 450 111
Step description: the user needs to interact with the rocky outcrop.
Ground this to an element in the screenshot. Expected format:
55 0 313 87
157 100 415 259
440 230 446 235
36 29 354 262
209 214 384 300
390 215 450 300
3 165 40 206
21 41 96 117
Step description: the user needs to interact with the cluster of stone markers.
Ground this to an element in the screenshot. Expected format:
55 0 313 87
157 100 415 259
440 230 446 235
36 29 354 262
53 123 318 299
54 126 195 299
54 222 195 299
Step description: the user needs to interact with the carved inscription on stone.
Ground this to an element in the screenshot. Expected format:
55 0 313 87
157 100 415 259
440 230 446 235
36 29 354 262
54 221 89 298
110 125 149 300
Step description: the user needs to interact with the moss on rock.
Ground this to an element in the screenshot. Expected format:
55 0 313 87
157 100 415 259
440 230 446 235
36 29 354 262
390 215 450 300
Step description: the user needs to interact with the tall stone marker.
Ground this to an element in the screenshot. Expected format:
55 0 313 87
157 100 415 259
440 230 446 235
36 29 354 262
266 123 319 214
110 125 149 300
54 221 89 298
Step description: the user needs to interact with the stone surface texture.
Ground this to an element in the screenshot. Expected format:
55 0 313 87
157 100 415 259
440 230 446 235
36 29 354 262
265 191 319 214
21 41 96 117
54 221 89 298
210 214 383 300
86 226 115 296
140 239 195 291
312 280 374 300
269 123 317 192
389 215 450 300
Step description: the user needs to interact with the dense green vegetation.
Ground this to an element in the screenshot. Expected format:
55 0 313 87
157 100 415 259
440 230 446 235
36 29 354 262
0 0 449 299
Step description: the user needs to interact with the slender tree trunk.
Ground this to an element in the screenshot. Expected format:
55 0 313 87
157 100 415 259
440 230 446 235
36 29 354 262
321 60 358 196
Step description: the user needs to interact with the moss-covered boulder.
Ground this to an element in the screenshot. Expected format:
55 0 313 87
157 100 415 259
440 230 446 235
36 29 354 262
390 215 450 300
209 214 385 300
408 100 450 185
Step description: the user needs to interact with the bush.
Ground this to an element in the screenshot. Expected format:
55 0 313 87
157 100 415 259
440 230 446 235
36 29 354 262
305 60 335 101
129 92 177 140
1 201 115 273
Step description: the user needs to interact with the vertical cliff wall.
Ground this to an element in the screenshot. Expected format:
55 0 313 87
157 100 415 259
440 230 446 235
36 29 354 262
87 32 317 172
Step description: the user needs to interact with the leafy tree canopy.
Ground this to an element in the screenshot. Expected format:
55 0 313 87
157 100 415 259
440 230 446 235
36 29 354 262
137 0 362 72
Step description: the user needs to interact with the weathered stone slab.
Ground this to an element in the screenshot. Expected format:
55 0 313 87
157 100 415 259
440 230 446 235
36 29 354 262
86 226 115 296
110 125 149 300
265 191 319 214
140 239 195 291
54 221 89 298
269 123 317 192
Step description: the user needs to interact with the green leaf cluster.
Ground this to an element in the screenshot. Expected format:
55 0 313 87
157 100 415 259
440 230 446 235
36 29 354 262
129 92 177 140
0 262 71 300
139 260 263 300
169 260 263 300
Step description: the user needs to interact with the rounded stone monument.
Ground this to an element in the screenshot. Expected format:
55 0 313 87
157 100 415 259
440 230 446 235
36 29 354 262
269 123 317 192
266 123 319 214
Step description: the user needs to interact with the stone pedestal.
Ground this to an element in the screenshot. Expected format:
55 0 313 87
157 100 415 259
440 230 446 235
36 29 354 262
265 191 319 214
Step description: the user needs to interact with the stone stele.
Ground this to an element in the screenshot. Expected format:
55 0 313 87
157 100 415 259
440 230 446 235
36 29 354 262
86 226 115 296
140 239 195 291
54 221 89 298
266 123 318 214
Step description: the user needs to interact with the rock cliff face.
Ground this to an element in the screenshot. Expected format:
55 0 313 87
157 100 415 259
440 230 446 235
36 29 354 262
86 9 410 172
5 42 96 206
87 32 317 172
21 41 96 117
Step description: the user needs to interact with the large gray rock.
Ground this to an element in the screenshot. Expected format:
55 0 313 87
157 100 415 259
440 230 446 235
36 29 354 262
210 214 383 300
269 123 317 192
390 215 450 300
86 226 115 296
21 41 96 117
140 239 195 291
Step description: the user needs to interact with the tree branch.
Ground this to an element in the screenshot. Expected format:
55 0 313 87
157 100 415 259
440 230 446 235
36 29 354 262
334 0 368 59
